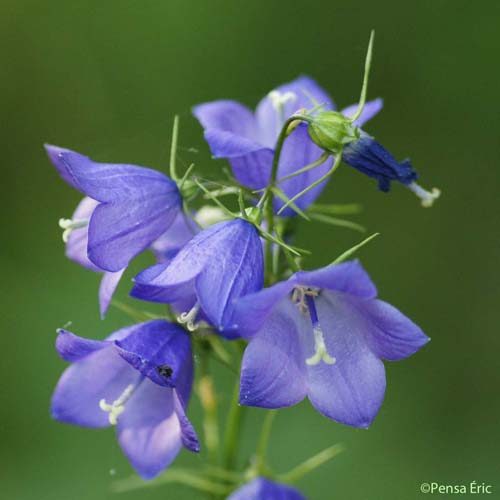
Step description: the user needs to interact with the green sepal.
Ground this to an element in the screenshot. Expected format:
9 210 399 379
307 111 359 154
331 232 380 265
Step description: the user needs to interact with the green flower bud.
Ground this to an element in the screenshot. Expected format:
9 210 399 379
308 111 360 154
244 206 263 225
179 179 198 200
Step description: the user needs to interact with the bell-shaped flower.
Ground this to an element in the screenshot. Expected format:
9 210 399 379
45 144 182 273
131 218 264 338
305 114 439 206
342 132 420 192
61 196 125 317
150 211 197 264
227 477 306 500
233 261 429 428
151 206 229 263
51 320 199 479
193 76 382 215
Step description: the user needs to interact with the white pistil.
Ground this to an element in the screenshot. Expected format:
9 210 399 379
268 90 298 134
269 90 298 110
99 384 136 425
408 182 441 208
306 325 336 366
58 218 88 243
177 302 201 331
292 286 336 366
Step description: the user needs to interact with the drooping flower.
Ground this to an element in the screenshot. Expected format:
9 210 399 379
305 108 440 206
131 218 264 338
150 211 198 264
45 145 182 273
193 76 382 215
151 206 229 263
51 320 199 479
227 477 306 500
341 132 417 192
61 196 125 317
233 260 429 428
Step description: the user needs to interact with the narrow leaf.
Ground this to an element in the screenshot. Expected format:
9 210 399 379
309 213 366 233
331 232 380 264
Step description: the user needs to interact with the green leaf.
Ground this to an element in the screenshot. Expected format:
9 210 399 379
309 213 366 233
111 468 232 495
349 30 375 123
111 300 163 322
308 203 363 215
193 179 237 218
331 232 380 264
277 444 344 483
271 186 310 220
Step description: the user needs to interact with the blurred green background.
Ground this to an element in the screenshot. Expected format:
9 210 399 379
2 1 499 499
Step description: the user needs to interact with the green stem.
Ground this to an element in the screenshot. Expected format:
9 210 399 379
277 147 344 216
277 152 330 183
197 352 221 466
283 248 301 273
255 410 277 471
110 300 164 322
261 114 305 284
277 444 344 483
223 343 246 471
111 468 232 495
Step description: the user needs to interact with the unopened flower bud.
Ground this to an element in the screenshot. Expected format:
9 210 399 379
308 111 359 154
244 206 263 225
179 179 198 199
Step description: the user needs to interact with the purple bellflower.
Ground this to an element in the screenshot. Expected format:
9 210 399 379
51 319 199 479
61 196 125 317
131 218 264 338
45 145 182 273
306 107 440 205
150 206 228 263
228 478 306 500
193 76 383 215
233 260 429 428
150 211 197 264
342 132 417 192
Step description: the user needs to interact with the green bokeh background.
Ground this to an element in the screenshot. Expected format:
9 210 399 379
2 1 499 499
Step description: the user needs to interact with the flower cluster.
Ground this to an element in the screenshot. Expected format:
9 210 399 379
48 34 436 498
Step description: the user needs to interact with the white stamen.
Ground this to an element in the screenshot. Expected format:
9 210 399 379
306 325 336 366
58 218 88 243
177 302 201 331
99 384 136 425
408 182 441 208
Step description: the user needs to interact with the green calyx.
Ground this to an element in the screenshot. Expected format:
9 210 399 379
244 206 263 225
179 178 198 200
307 111 359 154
